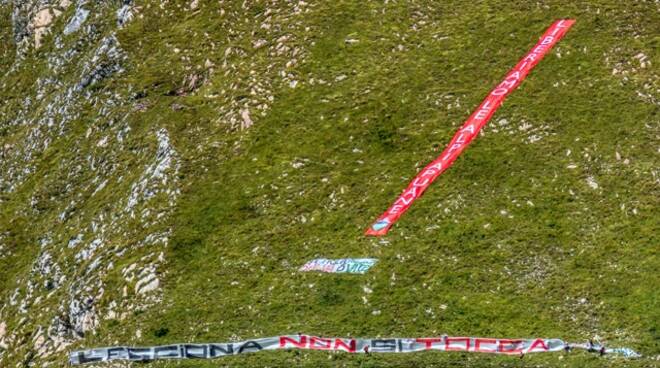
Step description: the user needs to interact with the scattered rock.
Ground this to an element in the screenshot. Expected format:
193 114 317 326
63 7 89 35
176 73 204 95
32 8 55 48
241 109 253 129
586 176 599 190
76 35 126 91
0 321 6 349
135 274 159 294
116 4 134 27
69 297 98 338
253 39 268 49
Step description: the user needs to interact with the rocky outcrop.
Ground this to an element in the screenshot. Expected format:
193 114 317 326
12 0 72 50
0 0 318 365
0 0 176 365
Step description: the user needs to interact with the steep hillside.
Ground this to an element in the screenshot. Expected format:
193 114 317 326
0 1 657 367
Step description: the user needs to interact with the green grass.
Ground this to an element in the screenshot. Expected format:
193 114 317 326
0 0 658 367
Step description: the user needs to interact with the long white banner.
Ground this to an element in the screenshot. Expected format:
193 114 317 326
70 334 640 364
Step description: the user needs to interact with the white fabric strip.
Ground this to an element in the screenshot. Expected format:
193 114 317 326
69 334 640 364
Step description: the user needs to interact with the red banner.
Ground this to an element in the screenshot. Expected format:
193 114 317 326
366 19 575 236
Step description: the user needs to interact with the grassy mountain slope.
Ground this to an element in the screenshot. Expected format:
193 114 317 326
0 1 657 367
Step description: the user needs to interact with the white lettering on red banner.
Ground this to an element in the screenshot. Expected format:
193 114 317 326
366 19 575 236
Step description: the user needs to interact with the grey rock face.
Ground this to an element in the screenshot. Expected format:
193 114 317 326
0 0 176 365
63 6 89 35
11 1 32 45
116 1 133 27
76 35 125 91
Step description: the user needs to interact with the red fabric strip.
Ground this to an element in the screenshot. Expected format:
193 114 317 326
366 19 575 236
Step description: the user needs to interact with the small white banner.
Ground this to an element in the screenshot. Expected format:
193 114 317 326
298 258 377 274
